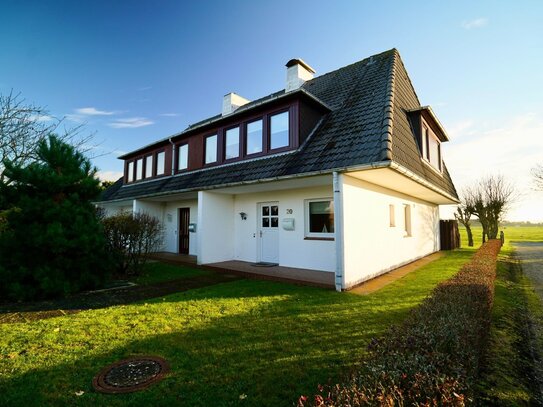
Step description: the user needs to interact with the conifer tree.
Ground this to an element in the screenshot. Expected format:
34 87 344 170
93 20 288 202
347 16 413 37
0 135 110 300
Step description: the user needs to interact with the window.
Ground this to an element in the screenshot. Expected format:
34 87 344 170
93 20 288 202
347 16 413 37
145 155 153 178
270 111 289 150
225 127 240 160
135 158 143 180
178 144 188 170
422 123 442 172
156 151 165 175
403 204 412 237
246 119 263 154
306 199 334 237
205 134 217 164
389 204 395 227
261 204 279 228
127 161 134 182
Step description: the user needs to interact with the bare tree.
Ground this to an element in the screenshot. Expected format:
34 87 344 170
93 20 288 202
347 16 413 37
0 90 96 183
532 164 543 191
464 175 515 242
455 203 474 247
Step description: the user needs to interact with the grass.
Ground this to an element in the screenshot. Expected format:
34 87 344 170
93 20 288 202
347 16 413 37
0 250 473 407
461 225 543 405
133 262 211 286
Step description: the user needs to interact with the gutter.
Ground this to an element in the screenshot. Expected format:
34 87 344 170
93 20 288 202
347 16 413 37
333 171 345 292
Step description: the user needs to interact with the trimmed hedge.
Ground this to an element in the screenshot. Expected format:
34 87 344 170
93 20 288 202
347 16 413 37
299 240 502 406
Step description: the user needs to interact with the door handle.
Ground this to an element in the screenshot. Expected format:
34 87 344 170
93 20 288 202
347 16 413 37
259 230 263 237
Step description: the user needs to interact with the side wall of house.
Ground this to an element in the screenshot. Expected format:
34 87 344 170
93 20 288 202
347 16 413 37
341 175 439 288
233 185 336 272
198 191 235 264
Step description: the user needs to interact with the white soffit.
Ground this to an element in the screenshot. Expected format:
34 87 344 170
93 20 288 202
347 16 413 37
347 168 457 205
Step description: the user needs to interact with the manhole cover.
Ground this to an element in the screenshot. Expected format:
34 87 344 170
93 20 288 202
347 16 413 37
92 356 169 394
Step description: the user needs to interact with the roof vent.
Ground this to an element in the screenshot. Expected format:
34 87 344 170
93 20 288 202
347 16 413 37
285 59 316 92
222 92 250 116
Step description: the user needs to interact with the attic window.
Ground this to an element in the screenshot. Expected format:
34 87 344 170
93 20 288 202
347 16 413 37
422 122 442 172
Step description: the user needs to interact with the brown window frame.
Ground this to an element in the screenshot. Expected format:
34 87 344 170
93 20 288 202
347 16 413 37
268 109 291 152
224 125 241 161
177 143 189 171
204 134 218 166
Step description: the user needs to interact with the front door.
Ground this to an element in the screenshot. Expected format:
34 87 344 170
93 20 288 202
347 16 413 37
178 208 190 254
258 202 279 263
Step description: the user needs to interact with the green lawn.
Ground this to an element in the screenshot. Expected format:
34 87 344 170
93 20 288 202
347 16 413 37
0 250 473 407
134 262 211 285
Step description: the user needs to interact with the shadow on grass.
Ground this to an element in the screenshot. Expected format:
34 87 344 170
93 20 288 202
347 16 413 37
0 250 474 407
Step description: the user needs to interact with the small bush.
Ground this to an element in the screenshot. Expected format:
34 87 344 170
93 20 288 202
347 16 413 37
299 240 502 406
102 211 164 277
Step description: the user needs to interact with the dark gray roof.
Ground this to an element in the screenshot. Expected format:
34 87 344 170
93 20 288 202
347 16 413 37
102 49 458 202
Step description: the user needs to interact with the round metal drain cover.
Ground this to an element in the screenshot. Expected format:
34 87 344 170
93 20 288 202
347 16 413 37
92 356 169 393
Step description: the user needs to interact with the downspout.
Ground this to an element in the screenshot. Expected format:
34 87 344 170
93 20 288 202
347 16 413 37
169 138 175 175
333 171 345 292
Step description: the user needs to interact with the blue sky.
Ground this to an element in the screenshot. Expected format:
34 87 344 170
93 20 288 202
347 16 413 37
2 0 543 220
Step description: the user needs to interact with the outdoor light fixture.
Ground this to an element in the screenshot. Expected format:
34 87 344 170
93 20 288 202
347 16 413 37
239 212 247 220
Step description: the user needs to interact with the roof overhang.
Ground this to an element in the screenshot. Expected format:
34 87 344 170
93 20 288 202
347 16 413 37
407 106 449 142
345 163 459 205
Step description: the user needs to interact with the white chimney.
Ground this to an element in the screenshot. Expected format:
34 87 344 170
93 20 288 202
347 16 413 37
285 59 316 92
222 92 250 116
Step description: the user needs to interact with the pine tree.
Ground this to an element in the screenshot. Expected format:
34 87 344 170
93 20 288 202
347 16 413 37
0 135 110 300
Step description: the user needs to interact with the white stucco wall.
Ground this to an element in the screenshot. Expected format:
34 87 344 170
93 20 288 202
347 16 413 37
232 185 336 272
97 201 133 217
133 199 166 251
197 191 235 264
163 200 198 255
340 174 440 288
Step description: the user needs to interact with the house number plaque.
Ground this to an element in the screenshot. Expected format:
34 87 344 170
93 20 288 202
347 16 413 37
286 209 293 214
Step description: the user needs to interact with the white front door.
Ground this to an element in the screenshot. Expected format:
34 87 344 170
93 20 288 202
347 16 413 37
258 202 279 263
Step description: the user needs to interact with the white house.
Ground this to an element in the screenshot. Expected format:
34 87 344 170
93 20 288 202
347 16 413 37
98 49 459 291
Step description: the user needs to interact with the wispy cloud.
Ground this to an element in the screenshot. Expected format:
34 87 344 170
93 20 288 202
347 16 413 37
29 114 55 122
442 112 543 221
137 86 152 92
462 17 488 30
108 117 154 128
65 114 86 123
76 107 115 116
159 113 179 117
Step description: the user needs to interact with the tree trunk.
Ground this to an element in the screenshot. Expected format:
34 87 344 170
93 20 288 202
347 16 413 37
465 225 474 247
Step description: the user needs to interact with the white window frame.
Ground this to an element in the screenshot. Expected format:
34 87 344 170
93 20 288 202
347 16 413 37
305 198 335 238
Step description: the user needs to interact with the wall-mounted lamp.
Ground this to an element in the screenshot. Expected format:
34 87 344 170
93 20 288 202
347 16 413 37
239 212 247 220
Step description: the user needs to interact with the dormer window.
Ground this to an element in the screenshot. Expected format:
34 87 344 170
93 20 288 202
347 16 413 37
156 151 165 175
270 111 289 150
225 127 240 160
246 119 263 155
145 155 153 178
127 161 134 183
135 158 143 181
422 123 442 172
178 144 188 171
205 134 217 164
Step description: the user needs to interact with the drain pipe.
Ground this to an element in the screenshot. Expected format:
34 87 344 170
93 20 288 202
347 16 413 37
169 137 175 175
333 171 345 292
